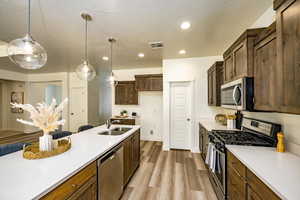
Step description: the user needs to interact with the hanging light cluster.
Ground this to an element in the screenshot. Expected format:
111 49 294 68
75 13 96 81
7 0 47 70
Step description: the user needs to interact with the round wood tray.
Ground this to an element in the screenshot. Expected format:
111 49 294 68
23 138 71 160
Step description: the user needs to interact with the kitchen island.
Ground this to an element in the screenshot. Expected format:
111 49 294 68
0 124 140 200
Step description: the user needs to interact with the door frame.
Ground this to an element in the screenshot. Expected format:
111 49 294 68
164 80 196 152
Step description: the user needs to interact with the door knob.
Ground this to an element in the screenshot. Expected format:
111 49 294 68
70 113 74 115
187 118 191 122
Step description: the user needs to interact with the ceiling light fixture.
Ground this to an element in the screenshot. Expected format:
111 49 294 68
180 21 191 30
102 56 109 61
76 13 96 81
108 37 117 86
138 53 145 58
179 49 186 55
7 0 47 70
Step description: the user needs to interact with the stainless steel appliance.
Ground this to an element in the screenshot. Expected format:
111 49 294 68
221 77 254 111
208 118 281 200
98 145 124 200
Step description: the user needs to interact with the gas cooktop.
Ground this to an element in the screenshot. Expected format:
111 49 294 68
211 130 275 147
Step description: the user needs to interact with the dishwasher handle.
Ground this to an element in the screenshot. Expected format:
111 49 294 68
98 145 122 165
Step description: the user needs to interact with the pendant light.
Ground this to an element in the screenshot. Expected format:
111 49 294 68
76 13 96 81
7 0 47 70
108 37 117 86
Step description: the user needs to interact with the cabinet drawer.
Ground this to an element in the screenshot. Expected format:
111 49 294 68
246 170 280 200
227 151 246 178
227 165 246 200
42 162 97 200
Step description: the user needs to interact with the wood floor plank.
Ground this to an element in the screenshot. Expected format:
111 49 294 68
148 150 168 187
185 157 203 191
121 141 217 200
148 143 162 163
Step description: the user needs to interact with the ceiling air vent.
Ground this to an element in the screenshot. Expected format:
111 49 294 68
149 41 164 49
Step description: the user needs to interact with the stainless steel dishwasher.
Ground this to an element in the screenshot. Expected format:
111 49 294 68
98 145 124 200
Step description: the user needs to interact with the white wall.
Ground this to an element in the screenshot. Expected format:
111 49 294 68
0 80 28 131
163 57 225 152
28 72 69 131
112 67 163 141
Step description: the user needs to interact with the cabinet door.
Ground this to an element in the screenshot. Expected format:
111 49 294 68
151 76 163 91
123 136 133 186
224 54 234 83
135 77 151 91
233 41 248 79
67 176 97 200
115 81 138 105
132 130 140 171
207 71 213 105
115 84 126 105
202 129 208 161
254 30 277 111
276 0 300 114
126 82 138 105
212 69 217 105
247 186 263 200
227 166 246 200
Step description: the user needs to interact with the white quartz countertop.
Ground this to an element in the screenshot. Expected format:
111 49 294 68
0 124 140 200
227 145 300 200
199 118 239 131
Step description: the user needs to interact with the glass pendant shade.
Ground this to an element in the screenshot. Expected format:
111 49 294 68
7 34 47 69
76 60 96 81
109 72 116 86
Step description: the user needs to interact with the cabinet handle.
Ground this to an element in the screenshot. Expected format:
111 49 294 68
71 184 77 188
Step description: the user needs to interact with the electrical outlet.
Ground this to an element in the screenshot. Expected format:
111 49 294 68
150 130 154 135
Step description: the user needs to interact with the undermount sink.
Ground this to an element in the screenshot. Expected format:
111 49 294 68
98 127 132 136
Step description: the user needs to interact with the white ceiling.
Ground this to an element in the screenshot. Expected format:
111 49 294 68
0 0 272 73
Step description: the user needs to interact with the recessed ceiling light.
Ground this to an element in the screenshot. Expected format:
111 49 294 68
179 50 186 55
102 56 109 61
180 21 191 30
138 53 145 58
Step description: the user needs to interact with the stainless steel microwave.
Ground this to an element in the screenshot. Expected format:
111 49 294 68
221 77 254 111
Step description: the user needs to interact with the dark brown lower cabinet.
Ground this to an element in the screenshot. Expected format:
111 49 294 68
227 151 281 200
41 162 97 200
123 129 140 186
199 123 209 162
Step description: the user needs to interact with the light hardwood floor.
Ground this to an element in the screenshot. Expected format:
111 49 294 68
121 141 218 200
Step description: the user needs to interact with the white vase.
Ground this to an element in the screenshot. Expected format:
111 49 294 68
39 133 53 152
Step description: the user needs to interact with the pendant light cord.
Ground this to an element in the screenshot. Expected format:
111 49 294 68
110 40 113 73
85 18 88 61
27 0 31 35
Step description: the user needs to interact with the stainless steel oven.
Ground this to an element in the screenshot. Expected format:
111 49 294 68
221 77 254 111
207 134 227 200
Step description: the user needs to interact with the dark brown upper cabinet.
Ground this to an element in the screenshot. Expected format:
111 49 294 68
115 81 138 105
207 61 224 106
274 0 300 114
135 74 163 91
254 22 278 112
223 28 266 83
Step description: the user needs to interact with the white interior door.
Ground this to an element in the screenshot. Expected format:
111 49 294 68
170 82 192 150
69 87 87 132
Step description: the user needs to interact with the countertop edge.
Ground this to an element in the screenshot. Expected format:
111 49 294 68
226 146 287 200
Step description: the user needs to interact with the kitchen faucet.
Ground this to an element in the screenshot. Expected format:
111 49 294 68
106 119 120 129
